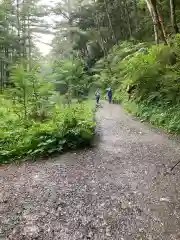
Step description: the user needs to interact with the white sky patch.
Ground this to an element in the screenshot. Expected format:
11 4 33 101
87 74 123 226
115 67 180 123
35 34 53 55
35 0 59 55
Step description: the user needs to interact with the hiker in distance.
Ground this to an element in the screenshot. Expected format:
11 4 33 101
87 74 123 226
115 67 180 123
107 87 112 103
95 88 100 105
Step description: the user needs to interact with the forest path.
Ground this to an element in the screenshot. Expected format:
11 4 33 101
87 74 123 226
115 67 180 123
1 102 180 239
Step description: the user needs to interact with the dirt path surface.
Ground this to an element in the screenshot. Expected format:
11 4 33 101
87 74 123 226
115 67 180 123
1 102 180 240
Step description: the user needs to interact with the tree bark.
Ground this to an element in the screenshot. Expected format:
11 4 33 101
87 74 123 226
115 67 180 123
133 0 138 32
145 0 159 43
27 2 32 70
103 0 117 44
170 0 179 33
145 0 168 44
16 0 21 57
155 6 168 44
123 0 133 39
93 0 107 57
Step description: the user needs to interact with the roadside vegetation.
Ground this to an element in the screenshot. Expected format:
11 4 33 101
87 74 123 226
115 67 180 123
0 62 95 163
95 36 180 133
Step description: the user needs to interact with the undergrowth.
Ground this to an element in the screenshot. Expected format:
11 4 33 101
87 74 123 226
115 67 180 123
94 35 180 133
124 100 180 133
0 101 95 163
0 63 95 164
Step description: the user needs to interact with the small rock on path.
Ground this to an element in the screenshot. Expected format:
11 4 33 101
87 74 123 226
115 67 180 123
1 102 180 239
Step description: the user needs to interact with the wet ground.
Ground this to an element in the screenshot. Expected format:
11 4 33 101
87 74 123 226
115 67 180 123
1 102 180 239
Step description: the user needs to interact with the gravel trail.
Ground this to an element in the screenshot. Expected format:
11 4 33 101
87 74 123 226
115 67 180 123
1 102 180 240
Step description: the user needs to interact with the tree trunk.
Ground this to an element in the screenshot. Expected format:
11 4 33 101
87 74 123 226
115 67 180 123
16 0 21 57
5 47 9 86
170 0 179 33
133 0 138 32
145 0 159 43
145 0 168 44
0 47 3 92
27 3 32 70
4 1 9 86
93 0 107 57
103 0 117 44
155 5 168 44
123 0 133 38
22 0 27 61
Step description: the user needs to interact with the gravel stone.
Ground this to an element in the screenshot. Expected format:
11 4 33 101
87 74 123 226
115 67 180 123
1 102 180 239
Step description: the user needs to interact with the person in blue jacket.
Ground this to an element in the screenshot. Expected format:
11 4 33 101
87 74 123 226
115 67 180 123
107 88 112 103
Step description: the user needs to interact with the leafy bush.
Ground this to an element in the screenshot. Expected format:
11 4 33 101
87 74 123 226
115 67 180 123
93 41 150 92
52 59 91 100
0 98 95 163
124 100 180 133
94 39 180 133
121 43 180 104
0 63 95 164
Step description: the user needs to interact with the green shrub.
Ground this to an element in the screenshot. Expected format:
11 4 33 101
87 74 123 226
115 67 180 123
52 59 90 100
0 62 95 164
124 100 180 133
0 101 95 163
94 39 180 134
121 42 180 133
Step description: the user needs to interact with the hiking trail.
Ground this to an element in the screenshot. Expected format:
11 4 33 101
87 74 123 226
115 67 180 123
1 102 180 239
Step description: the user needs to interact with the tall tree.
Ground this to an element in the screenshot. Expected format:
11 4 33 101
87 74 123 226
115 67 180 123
170 0 179 33
145 0 168 44
0 0 51 89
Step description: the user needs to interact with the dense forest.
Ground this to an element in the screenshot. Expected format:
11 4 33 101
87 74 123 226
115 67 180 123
1 0 180 163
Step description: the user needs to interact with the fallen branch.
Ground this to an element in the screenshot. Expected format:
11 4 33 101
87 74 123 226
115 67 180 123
171 160 180 171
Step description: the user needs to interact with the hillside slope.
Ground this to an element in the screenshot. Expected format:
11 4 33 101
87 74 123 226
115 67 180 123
94 36 180 133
